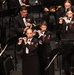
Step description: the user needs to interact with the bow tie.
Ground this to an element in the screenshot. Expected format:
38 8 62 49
28 39 31 42
22 17 25 18
42 31 45 34
22 16 26 18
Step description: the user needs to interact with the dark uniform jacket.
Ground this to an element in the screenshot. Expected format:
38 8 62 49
59 17 74 40
38 30 52 65
13 13 34 37
37 30 55 75
17 37 40 75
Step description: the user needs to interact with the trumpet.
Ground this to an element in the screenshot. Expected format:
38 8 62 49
56 6 62 10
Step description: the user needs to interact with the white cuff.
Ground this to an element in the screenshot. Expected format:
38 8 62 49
18 43 22 45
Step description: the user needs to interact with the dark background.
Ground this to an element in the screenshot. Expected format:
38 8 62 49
41 0 74 6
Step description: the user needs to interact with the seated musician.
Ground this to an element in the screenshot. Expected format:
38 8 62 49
59 9 74 75
13 6 34 37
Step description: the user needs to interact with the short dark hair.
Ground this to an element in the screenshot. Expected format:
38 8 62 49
64 0 72 5
20 5 27 11
40 21 47 27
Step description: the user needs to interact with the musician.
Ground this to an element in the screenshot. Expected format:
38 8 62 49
59 10 74 39
56 0 73 40
13 6 34 37
41 0 64 31
57 0 72 17
42 6 56 31
59 9 74 75
43 7 56 31
25 18 37 30
36 21 54 75
46 9 74 75
17 28 41 75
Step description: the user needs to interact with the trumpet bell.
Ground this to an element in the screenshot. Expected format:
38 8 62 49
56 6 62 10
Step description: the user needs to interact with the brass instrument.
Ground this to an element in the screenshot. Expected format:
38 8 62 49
49 5 62 12
56 6 62 10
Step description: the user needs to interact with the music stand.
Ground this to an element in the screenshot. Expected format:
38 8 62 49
45 52 59 71
45 39 74 74
0 44 8 56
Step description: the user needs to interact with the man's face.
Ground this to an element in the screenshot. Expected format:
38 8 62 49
26 29 33 38
20 10 28 17
40 25 47 31
64 2 71 9
67 11 73 18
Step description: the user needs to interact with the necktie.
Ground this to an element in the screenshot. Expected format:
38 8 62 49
27 39 30 44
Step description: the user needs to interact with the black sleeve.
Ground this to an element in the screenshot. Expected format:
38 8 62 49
13 17 23 34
